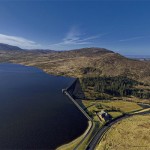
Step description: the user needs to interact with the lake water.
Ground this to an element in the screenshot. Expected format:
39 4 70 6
0 63 88 149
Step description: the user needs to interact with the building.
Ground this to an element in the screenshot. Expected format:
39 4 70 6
97 110 112 122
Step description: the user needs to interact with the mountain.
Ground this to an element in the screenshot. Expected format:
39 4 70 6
126 55 150 61
28 49 56 54
0 46 150 84
60 47 114 57
0 43 23 51
0 43 56 52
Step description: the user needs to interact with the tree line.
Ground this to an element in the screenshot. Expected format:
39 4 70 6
81 76 150 99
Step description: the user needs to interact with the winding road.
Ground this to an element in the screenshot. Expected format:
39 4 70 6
86 110 150 150
63 87 150 150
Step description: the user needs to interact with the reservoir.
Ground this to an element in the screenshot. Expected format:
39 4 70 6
0 63 88 149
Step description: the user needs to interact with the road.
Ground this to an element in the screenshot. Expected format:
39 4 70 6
62 89 93 150
63 88 150 150
138 103 150 109
86 111 150 150
63 89 92 121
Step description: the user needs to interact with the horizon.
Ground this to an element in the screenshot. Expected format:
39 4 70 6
1 42 150 57
0 1 150 55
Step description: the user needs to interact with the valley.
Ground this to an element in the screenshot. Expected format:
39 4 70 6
0 45 150 150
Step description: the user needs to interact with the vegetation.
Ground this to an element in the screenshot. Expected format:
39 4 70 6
96 115 150 150
0 47 150 85
81 76 150 99
0 46 150 149
77 122 101 150
99 101 142 113
81 100 143 117
57 98 147 150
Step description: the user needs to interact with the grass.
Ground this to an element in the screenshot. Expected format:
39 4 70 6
0 49 149 149
99 101 142 113
57 99 145 150
107 111 122 118
82 100 143 118
122 96 150 104
96 115 150 150
77 122 100 150
81 100 96 108
1 48 150 85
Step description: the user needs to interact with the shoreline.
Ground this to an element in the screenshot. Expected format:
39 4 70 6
2 62 149 150
57 80 93 150
0 62 90 150
56 121 92 150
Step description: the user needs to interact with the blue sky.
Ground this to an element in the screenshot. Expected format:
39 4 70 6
0 0 150 55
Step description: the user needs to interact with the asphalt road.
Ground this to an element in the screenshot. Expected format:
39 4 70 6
86 111 150 150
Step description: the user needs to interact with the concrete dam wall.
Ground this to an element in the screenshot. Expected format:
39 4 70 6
66 79 85 99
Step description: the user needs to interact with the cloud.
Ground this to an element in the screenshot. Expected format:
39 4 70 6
0 34 41 49
49 27 106 49
61 27 90 45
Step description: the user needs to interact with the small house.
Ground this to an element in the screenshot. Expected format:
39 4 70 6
97 110 112 122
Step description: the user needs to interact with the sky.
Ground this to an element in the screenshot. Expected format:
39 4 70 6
0 0 150 55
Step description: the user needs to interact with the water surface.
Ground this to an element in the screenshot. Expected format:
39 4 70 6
0 63 88 149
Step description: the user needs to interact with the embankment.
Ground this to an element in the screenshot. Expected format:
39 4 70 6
66 78 85 99
57 79 93 150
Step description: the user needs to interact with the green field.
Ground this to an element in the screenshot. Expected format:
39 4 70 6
81 100 143 119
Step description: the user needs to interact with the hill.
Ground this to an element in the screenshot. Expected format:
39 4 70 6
0 45 150 85
0 43 23 51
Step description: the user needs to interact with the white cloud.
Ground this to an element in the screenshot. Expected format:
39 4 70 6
0 34 41 49
49 27 106 49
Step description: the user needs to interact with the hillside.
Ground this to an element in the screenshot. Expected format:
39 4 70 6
0 43 23 51
0 46 150 85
